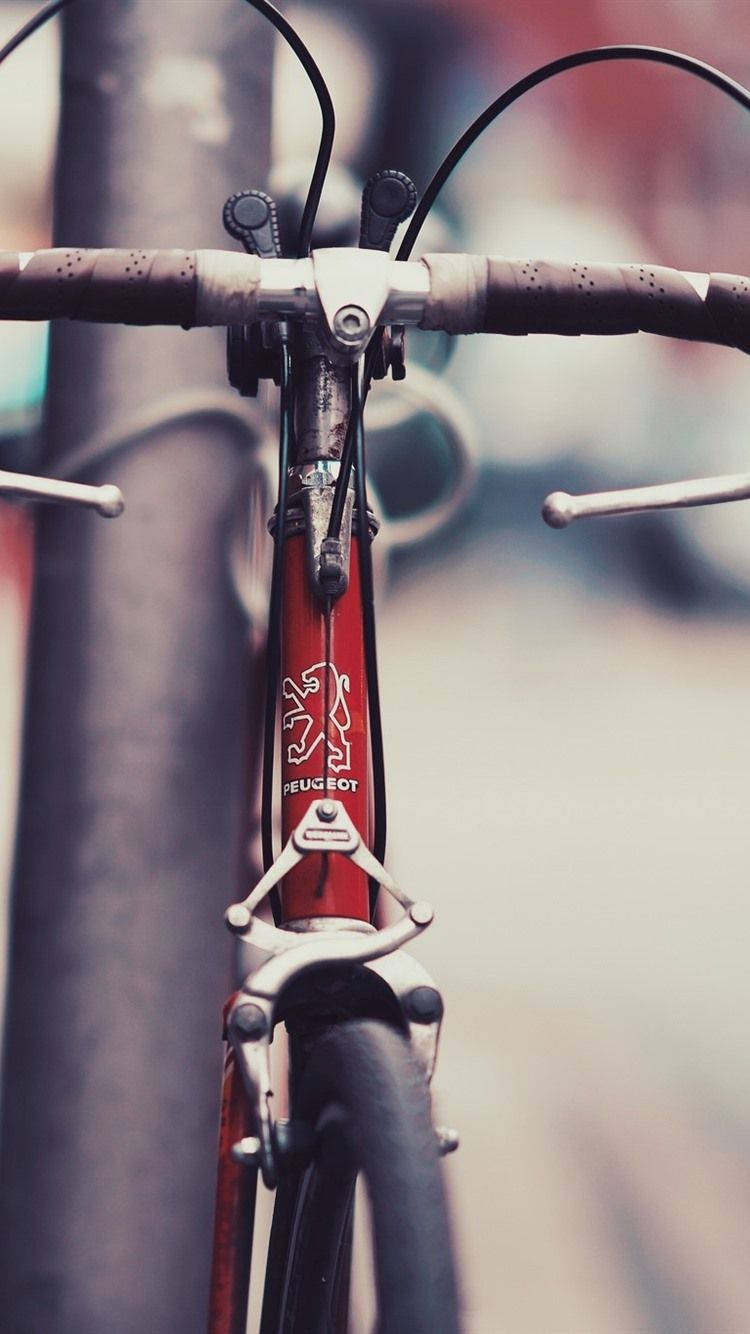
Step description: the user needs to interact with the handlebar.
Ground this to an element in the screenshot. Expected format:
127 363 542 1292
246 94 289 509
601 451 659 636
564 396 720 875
420 255 750 353
0 248 747 356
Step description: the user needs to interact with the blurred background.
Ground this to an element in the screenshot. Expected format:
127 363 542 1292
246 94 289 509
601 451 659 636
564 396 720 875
2 1 750 1330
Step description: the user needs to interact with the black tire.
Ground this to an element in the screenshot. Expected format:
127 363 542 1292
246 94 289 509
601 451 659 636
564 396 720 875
260 1019 461 1334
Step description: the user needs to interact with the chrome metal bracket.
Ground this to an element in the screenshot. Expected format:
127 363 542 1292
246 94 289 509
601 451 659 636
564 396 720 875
311 248 391 360
297 466 354 600
225 799 433 949
223 799 436 1186
253 251 430 329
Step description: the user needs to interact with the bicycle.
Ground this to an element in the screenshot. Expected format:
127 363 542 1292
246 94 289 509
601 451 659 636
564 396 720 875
1 2 750 1332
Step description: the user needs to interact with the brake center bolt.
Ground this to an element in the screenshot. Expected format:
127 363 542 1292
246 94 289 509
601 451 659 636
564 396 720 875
317 800 337 822
233 1003 268 1040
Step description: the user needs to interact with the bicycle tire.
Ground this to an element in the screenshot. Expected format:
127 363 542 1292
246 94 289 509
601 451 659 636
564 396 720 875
260 1018 461 1334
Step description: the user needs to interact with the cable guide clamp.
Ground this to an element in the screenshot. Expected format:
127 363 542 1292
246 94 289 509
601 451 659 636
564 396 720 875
225 798 433 952
299 477 354 600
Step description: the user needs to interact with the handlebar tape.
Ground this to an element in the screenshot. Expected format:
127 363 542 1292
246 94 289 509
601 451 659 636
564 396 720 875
2 247 748 352
419 254 750 353
0 249 261 326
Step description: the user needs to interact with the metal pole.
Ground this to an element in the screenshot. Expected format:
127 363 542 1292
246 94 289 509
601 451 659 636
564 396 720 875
0 3 272 1331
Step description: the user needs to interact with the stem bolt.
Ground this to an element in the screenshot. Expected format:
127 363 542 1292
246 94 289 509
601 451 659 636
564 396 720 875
332 304 370 342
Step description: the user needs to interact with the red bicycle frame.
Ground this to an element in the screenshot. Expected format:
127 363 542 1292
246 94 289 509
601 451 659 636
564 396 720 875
210 459 371 1329
279 532 370 924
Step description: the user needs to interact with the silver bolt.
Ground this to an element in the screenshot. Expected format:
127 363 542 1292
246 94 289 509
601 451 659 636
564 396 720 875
317 800 337 822
225 903 251 931
230 1136 261 1166
332 304 370 342
436 1126 459 1156
232 1003 268 1040
302 469 330 488
409 900 434 927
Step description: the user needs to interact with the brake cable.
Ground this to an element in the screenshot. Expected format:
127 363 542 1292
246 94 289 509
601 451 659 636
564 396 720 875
398 45 750 263
351 363 387 914
260 340 292 922
327 45 750 550
2 0 334 263
0 0 74 65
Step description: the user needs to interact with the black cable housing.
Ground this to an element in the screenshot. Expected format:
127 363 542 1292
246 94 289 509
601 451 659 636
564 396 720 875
351 364 387 911
240 0 335 258
397 44 750 261
6 1 335 261
260 340 293 923
325 340 378 542
0 0 74 65
329 43 750 552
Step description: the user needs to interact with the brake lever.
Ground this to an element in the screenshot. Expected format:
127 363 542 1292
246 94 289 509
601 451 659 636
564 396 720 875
542 470 750 528
0 467 123 517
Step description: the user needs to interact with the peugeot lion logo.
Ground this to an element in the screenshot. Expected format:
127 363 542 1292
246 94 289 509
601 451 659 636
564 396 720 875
282 662 352 772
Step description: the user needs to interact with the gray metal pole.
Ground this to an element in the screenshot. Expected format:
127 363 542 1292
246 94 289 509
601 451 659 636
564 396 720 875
0 3 272 1331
